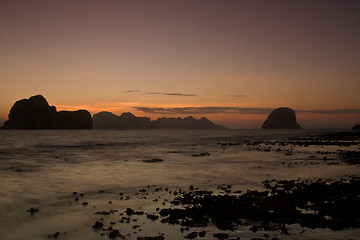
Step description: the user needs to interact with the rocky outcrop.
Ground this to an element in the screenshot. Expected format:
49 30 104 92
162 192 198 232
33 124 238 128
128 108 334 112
352 124 360 131
3 95 92 129
262 107 301 129
54 110 92 129
93 111 226 130
152 116 222 129
93 111 151 129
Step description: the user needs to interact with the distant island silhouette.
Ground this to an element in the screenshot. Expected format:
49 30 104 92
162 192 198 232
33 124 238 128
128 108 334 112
93 111 227 130
2 95 92 129
262 107 301 129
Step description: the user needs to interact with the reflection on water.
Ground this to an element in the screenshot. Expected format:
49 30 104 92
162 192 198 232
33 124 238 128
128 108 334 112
0 129 358 239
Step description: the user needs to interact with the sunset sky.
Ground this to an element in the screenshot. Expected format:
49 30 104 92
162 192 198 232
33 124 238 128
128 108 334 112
0 0 359 128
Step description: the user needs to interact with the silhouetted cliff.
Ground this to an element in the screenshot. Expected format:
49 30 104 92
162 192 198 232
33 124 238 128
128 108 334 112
262 107 301 129
3 95 92 129
352 124 360 131
93 111 226 130
55 110 92 129
93 111 151 129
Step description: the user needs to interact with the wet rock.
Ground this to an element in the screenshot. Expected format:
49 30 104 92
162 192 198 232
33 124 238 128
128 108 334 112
93 221 104 229
27 207 39 215
146 214 159 221
143 158 164 163
213 233 229 239
191 152 210 157
184 231 198 239
108 229 124 239
158 177 360 232
137 236 164 240
95 211 111 215
198 231 206 237
126 208 144 215
48 232 60 239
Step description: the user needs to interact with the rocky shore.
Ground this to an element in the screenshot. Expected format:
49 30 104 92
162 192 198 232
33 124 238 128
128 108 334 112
15 130 360 239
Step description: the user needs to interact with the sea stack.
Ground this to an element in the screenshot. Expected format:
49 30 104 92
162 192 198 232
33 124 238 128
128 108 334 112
262 107 301 129
3 95 92 129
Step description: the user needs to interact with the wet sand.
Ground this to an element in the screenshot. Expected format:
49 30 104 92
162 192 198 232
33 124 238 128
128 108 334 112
17 131 359 240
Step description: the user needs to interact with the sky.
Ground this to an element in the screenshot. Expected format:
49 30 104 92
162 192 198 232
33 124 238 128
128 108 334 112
0 0 359 129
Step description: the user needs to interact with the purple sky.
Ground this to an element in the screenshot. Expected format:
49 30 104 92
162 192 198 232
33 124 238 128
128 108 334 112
1 0 359 128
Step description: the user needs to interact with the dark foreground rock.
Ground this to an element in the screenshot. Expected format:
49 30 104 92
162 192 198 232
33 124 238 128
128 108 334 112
137 236 164 240
160 178 360 231
3 95 92 129
262 107 301 129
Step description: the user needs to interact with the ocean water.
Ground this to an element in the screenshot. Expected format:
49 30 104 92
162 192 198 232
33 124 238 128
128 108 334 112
0 129 359 240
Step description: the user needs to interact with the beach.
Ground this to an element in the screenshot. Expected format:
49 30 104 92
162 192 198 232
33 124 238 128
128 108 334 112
0 129 359 239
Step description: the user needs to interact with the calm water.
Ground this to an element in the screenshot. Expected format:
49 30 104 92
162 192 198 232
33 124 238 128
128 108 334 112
0 129 358 239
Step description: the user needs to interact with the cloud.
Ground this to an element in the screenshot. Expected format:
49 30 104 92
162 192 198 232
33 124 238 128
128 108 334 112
145 92 196 97
298 109 360 114
134 107 360 115
125 90 196 97
228 94 246 97
125 90 141 93
134 107 273 114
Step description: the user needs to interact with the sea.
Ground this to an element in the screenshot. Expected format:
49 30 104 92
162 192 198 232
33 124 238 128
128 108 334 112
0 129 359 240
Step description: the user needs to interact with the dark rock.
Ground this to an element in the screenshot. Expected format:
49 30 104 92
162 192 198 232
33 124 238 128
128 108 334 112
3 95 92 129
137 236 164 240
262 107 301 129
143 158 163 163
48 232 60 239
95 211 111 215
27 207 39 215
146 214 159 221
191 152 210 157
108 229 123 239
199 231 206 237
159 177 360 232
213 233 229 239
352 124 360 130
185 232 198 239
126 208 144 215
93 221 103 229
54 110 92 129
152 116 226 129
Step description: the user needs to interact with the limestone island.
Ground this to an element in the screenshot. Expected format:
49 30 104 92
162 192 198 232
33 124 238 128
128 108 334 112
2 95 92 129
262 107 301 129
93 111 227 130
